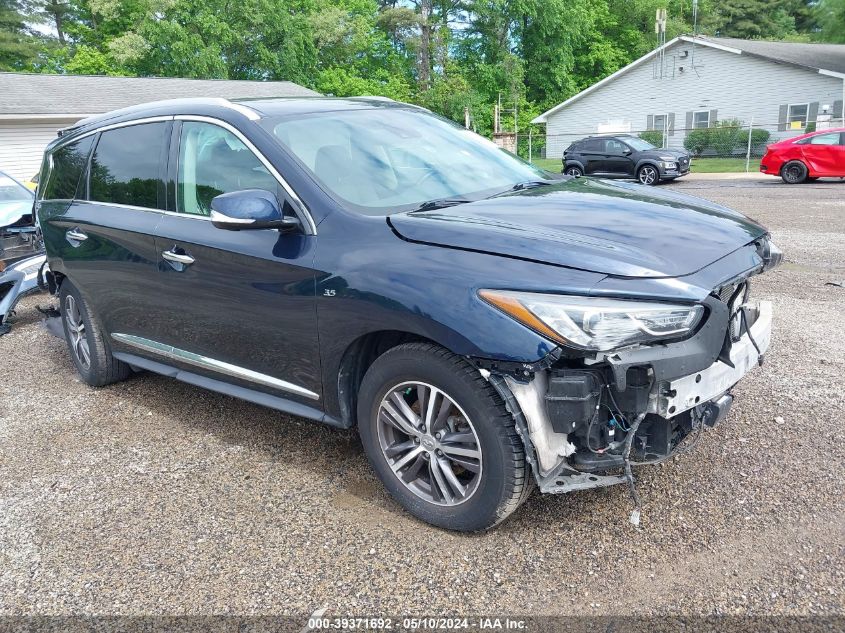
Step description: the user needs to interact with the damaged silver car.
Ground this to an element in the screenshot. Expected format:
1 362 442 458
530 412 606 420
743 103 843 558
0 170 45 335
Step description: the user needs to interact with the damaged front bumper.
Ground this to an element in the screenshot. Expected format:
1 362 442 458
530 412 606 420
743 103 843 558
485 297 773 495
0 253 48 335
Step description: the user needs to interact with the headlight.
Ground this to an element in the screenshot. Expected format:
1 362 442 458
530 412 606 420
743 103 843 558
660 160 677 169
479 290 705 352
757 237 783 272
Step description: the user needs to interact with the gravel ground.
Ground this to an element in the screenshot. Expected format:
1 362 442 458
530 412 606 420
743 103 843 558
0 178 843 618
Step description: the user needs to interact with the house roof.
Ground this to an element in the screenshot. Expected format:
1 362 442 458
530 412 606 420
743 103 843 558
714 37 845 76
0 73 319 117
532 36 845 123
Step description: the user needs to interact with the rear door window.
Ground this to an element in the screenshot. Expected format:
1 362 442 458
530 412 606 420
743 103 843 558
89 122 169 209
40 136 95 201
582 139 605 152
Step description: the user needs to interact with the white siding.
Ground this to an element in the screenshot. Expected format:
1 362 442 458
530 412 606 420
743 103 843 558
0 119 78 181
544 43 844 157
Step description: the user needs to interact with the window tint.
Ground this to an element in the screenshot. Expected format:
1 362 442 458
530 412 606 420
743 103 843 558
582 139 604 152
89 122 168 208
177 121 276 216
40 136 94 201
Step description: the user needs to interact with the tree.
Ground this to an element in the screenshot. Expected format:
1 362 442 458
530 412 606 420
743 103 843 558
816 0 845 43
703 0 801 39
0 0 40 69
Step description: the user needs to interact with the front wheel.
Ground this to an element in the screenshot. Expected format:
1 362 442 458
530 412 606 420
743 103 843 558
781 160 808 184
563 165 583 177
357 342 532 531
637 164 660 185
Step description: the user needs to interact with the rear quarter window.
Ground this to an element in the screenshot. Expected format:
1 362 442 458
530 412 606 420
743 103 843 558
40 136 95 201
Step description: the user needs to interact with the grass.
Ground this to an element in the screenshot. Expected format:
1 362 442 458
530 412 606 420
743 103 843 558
530 156 761 174
689 157 759 173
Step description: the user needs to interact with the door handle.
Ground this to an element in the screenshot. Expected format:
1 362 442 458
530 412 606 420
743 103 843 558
162 249 195 266
65 228 88 245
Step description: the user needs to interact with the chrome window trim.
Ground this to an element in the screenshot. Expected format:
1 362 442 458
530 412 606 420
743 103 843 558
175 115 317 235
112 333 320 401
73 199 194 217
52 115 175 150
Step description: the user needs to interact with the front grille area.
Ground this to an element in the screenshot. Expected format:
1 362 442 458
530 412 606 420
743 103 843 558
717 280 750 342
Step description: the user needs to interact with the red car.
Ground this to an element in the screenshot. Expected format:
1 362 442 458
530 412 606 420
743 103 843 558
760 127 845 184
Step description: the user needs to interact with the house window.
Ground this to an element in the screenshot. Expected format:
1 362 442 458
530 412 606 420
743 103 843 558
693 111 710 128
788 104 809 129
652 114 667 131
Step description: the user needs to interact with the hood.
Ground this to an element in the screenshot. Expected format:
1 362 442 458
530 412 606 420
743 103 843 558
388 178 766 278
0 200 34 229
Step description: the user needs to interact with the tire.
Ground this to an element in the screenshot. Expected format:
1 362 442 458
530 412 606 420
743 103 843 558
781 160 808 184
564 165 583 177
59 280 131 387
357 342 532 531
637 164 660 185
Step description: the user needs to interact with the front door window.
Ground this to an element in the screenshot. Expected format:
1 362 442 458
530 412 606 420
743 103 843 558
177 121 277 216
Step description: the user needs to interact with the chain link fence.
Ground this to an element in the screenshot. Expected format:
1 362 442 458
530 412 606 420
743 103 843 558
508 115 845 172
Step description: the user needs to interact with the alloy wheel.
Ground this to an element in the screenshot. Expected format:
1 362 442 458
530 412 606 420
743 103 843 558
638 165 658 185
64 294 91 369
376 381 482 506
565 167 583 177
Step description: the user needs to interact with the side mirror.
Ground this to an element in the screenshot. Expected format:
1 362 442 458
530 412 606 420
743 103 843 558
210 189 301 232
622 148 633 155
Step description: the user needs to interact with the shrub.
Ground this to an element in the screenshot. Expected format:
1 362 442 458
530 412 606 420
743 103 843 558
709 118 743 156
683 129 710 155
749 128 771 155
683 119 771 157
639 130 664 147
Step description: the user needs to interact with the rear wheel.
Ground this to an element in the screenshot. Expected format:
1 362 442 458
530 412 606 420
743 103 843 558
60 280 131 387
637 164 660 185
563 165 583 177
357 342 532 531
781 160 808 184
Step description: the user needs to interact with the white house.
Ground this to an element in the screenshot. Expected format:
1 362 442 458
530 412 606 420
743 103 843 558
0 73 318 181
532 36 845 158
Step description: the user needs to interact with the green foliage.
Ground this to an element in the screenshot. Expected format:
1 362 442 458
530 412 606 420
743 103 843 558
639 130 664 147
683 120 771 157
702 0 806 39
0 0 41 69
0 0 834 137
815 0 845 43
683 129 709 155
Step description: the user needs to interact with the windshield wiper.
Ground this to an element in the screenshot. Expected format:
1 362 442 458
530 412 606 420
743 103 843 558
510 180 554 191
409 198 471 213
488 180 554 198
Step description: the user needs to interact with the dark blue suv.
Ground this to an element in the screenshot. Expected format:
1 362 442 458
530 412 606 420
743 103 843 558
36 97 779 531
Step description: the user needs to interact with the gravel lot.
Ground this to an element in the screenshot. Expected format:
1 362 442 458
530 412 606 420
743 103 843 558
1 178 843 618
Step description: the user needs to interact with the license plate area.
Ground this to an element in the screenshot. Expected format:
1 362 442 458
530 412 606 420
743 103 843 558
659 300 772 417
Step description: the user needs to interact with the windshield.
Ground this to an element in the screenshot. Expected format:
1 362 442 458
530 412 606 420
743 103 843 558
264 107 547 214
624 137 656 151
0 174 32 203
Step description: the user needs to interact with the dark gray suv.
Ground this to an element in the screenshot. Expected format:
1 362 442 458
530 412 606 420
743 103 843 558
562 135 691 185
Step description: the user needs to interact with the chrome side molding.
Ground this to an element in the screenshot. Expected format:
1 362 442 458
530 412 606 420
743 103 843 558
111 333 320 401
